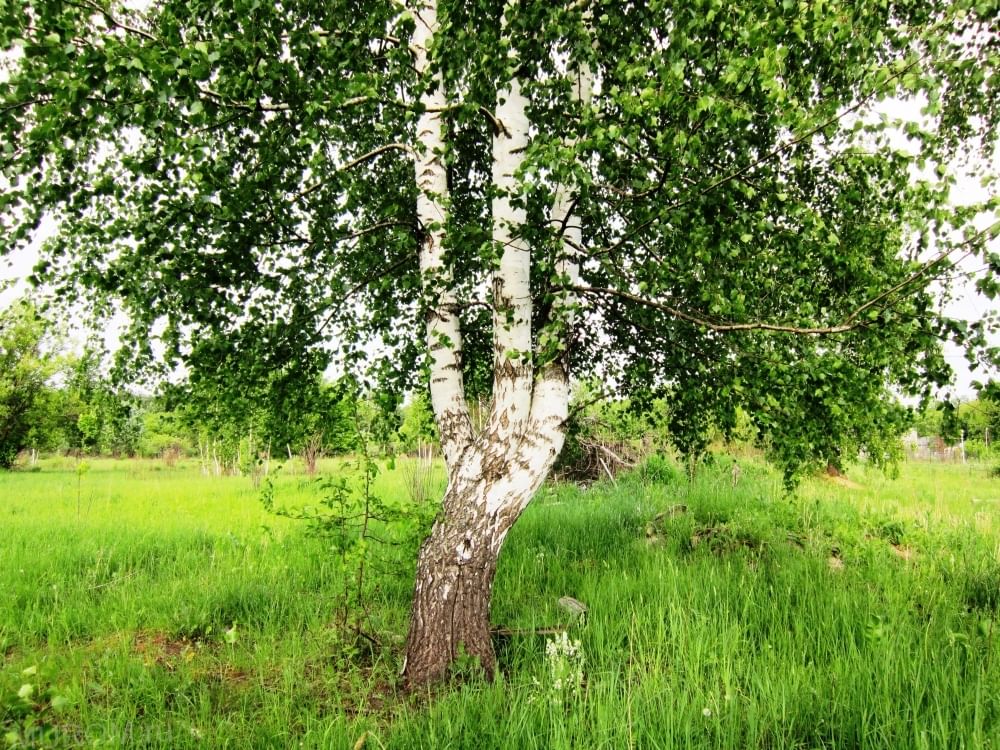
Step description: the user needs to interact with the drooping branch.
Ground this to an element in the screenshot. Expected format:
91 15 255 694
337 143 414 173
314 250 415 338
571 220 998 336
293 144 414 203
68 0 156 42
574 284 857 334
584 57 929 262
841 220 999 326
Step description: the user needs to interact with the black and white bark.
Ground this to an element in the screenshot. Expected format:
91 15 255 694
402 0 585 686
410 0 475 470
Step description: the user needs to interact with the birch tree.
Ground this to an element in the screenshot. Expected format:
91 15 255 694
2 0 998 684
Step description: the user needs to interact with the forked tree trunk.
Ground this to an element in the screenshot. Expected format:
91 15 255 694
403 426 563 685
403 0 580 686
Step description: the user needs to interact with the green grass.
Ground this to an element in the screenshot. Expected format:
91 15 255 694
801 460 1000 535
1 456 998 748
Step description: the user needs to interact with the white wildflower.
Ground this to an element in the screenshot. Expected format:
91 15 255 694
532 631 585 708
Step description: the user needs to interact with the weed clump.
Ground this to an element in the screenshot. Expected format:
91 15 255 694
636 454 682 485
963 562 1000 614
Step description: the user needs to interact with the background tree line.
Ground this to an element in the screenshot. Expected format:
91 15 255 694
0 295 710 473
0 298 440 469
5 296 999 473
0 300 141 466
910 392 1000 460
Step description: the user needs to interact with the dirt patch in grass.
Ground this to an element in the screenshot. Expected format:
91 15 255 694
890 544 915 562
131 630 254 690
689 525 767 556
204 662 252 687
824 474 864 490
133 630 205 670
827 555 845 571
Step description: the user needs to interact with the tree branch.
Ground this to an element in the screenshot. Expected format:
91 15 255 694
70 0 156 42
573 285 856 334
315 250 414 337
663 60 923 215
570 221 999 336
585 58 926 261
842 220 999 326
293 144 413 202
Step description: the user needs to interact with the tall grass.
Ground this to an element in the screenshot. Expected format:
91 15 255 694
1 456 997 748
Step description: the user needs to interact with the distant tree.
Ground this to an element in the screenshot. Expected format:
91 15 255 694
914 394 999 450
398 391 439 454
959 391 1000 447
55 348 145 456
98 391 145 456
139 407 194 458
911 402 945 439
163 369 359 474
982 382 1000 443
0 301 62 467
281 380 358 473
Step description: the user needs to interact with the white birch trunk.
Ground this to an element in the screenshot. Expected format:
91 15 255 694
411 0 473 471
549 60 593 341
488 70 534 442
402 1 583 686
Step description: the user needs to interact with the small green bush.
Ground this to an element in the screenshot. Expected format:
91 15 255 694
637 453 682 485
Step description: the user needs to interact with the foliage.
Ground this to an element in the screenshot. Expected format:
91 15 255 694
396 391 438 454
161 373 360 475
260 405 437 634
0 300 155 465
961 386 1000 444
0 300 62 468
57 348 145 456
139 409 195 458
911 386 1000 451
1 1 997 482
911 401 946 438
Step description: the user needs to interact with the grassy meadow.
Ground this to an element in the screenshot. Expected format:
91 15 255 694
1 454 999 748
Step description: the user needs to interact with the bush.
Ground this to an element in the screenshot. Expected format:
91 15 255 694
964 439 997 462
637 453 682 485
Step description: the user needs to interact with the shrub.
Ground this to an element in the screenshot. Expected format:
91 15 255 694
637 453 682 485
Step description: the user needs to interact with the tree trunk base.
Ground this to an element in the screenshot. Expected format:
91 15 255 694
403 516 500 687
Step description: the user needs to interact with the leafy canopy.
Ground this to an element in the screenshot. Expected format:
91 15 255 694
1 0 998 477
